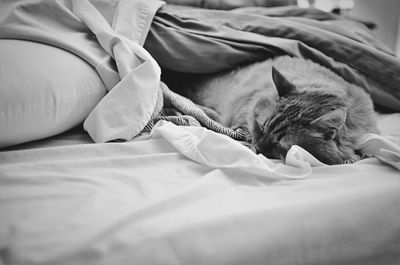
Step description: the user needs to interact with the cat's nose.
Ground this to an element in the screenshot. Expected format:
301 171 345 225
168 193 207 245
255 144 280 160
256 143 288 160
265 150 281 160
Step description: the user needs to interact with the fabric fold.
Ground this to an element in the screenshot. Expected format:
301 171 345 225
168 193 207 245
72 0 164 142
150 121 312 179
0 0 165 143
146 4 400 111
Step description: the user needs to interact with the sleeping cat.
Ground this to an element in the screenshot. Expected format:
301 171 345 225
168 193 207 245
163 56 379 165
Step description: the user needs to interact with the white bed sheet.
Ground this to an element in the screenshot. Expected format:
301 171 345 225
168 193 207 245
0 113 399 265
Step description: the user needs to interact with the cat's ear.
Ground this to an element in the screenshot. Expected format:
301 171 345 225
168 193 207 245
271 66 295 97
311 107 347 130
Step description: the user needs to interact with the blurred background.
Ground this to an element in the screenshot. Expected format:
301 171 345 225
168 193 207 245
165 0 400 56
297 0 400 56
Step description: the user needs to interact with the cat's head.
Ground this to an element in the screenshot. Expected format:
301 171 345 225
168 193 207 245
252 67 355 165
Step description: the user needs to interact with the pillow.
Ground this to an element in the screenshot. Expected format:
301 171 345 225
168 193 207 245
0 39 107 148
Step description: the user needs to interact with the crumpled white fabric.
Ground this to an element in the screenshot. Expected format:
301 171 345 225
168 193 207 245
72 0 165 143
149 121 312 179
283 132 400 170
356 133 400 170
150 121 400 173
285 145 327 168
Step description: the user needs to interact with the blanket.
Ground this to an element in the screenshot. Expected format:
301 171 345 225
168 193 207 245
146 4 400 111
144 82 248 141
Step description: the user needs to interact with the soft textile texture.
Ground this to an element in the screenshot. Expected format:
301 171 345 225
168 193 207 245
143 82 247 141
163 0 295 9
0 0 165 144
2 1 400 146
72 0 165 142
356 133 400 170
1 116 400 265
0 39 106 148
146 5 400 111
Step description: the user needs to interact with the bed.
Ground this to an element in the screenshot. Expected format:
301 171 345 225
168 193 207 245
1 1 400 264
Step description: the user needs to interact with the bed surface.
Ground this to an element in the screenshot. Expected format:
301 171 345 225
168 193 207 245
1 113 399 265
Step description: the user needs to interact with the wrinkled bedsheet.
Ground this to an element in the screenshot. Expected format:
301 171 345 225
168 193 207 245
1 113 400 265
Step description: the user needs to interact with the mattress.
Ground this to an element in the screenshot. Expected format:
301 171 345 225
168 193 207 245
1 112 399 265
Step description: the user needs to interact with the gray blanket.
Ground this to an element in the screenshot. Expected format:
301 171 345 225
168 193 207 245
145 5 400 111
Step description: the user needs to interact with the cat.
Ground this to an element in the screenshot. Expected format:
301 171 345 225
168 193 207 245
163 56 379 165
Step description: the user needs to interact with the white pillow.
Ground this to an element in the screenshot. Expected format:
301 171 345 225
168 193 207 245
0 40 107 148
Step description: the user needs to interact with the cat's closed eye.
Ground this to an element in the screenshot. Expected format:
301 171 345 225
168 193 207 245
254 138 288 160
